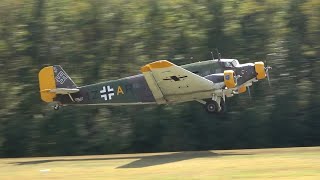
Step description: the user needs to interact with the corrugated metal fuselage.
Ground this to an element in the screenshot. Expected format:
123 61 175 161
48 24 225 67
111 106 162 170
55 60 225 105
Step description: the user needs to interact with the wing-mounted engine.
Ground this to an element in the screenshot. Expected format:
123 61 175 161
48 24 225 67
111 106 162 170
223 70 237 88
223 70 248 95
237 86 247 93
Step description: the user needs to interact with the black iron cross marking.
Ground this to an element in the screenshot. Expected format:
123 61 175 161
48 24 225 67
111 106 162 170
100 86 114 101
163 75 188 81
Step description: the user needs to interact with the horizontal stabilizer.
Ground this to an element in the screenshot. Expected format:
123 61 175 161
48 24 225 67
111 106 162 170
41 88 79 94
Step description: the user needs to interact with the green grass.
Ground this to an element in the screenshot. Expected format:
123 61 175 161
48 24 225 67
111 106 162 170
1 147 320 180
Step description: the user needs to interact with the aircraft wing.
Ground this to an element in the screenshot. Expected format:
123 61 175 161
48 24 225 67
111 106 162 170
141 60 218 103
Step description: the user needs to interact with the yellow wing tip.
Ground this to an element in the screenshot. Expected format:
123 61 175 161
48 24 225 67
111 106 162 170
141 65 151 73
141 60 174 73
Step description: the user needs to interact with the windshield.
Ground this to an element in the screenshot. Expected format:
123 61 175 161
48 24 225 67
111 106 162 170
232 59 239 67
224 59 239 67
224 62 233 68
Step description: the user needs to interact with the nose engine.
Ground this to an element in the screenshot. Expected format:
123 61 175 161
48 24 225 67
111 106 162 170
254 61 267 80
222 61 270 92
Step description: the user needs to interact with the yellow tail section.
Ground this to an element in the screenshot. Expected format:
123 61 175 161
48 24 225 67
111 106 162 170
39 66 56 102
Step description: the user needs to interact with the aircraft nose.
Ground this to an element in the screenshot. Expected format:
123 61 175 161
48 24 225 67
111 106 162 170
245 65 256 80
235 64 256 85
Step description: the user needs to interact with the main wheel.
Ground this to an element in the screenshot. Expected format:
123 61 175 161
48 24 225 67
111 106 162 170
205 100 219 113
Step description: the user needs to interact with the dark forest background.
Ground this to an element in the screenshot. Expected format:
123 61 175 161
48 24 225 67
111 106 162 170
0 0 319 157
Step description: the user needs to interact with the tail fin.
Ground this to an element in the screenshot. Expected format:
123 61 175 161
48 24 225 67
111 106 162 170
38 65 77 102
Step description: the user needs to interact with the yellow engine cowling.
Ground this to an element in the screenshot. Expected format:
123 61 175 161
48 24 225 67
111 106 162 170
254 62 266 80
224 70 237 88
238 86 247 94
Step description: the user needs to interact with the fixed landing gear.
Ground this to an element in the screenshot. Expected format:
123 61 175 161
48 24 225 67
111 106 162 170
219 99 226 113
204 98 225 114
205 100 219 113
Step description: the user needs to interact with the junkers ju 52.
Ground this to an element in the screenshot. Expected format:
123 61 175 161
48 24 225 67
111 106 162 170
38 53 271 113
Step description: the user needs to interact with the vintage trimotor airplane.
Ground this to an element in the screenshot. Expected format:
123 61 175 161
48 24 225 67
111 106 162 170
38 54 271 113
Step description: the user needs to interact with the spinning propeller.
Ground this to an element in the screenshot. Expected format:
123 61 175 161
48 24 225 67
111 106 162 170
247 86 251 98
247 60 272 97
265 65 272 86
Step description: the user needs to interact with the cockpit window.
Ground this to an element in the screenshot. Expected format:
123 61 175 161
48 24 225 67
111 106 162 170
232 60 240 67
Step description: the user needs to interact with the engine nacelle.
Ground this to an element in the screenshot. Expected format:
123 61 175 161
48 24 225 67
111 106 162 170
254 62 266 80
224 70 237 88
238 86 247 94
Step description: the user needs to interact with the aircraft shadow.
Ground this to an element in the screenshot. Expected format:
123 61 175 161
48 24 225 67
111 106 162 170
118 151 220 168
11 151 250 168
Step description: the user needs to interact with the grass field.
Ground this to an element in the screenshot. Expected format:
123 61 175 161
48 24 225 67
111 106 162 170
0 146 319 180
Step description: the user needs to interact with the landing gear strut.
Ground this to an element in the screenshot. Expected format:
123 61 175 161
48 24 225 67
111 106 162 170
219 99 226 113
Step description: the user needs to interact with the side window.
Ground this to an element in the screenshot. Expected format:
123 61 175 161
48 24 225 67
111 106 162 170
215 68 222 73
224 62 233 68
232 60 240 67
203 70 210 76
